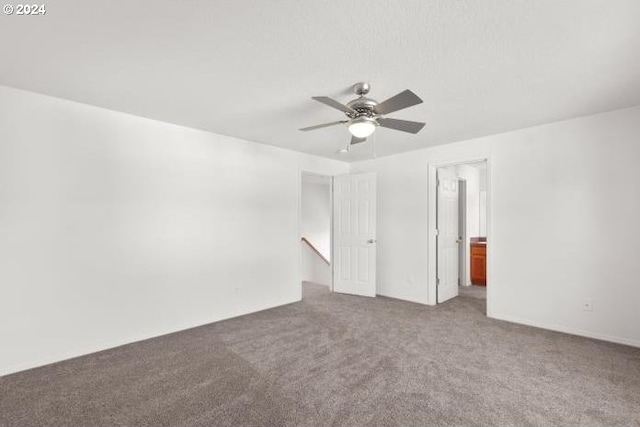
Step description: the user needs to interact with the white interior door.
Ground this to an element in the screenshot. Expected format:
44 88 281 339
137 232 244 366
333 173 377 297
437 168 460 303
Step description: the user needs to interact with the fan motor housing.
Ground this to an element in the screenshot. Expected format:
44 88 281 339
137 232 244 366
346 97 378 119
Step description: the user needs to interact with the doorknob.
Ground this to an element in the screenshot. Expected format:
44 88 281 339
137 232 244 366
367 239 377 244
456 238 462 243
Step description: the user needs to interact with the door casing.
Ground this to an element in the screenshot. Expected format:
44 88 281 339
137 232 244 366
427 157 492 315
298 171 334 299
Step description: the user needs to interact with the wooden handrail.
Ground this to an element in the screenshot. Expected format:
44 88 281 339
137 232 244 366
301 237 330 265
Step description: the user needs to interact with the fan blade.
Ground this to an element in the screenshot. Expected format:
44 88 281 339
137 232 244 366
378 118 426 134
312 96 355 114
351 136 367 145
374 90 423 115
299 120 347 131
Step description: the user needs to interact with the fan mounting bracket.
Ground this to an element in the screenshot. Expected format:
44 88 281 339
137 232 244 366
353 82 370 96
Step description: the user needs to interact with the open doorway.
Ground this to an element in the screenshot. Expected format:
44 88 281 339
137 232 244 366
300 172 333 297
433 160 489 311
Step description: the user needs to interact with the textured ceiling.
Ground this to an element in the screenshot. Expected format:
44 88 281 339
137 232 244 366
1 0 639 162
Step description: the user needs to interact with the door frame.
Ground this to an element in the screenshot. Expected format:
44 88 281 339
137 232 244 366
298 170 334 299
427 156 493 315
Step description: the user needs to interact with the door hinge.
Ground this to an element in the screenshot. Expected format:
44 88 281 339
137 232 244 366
435 229 439 236
436 278 440 286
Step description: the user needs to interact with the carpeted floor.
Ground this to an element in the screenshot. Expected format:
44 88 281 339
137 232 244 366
459 284 487 300
1 283 639 426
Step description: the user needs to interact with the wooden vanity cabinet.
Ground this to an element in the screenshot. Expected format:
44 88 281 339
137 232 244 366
470 243 486 285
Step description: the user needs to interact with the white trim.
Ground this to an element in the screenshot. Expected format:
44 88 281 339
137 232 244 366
485 157 493 317
426 165 437 305
297 167 303 302
329 176 334 292
490 312 640 349
299 170 334 294
427 156 492 310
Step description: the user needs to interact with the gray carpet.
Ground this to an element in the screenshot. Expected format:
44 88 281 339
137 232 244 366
1 283 639 426
459 284 487 300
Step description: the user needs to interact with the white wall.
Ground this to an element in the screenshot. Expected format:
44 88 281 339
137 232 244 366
479 190 487 237
478 169 487 192
352 105 640 347
456 164 481 241
301 174 331 261
0 85 348 375
477 165 487 236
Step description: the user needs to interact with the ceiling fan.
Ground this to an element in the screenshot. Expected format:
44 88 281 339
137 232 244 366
300 82 426 150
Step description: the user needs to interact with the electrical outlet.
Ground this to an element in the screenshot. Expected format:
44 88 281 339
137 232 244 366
583 299 593 312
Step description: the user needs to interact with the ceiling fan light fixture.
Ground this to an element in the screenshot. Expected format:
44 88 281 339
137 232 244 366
300 83 425 148
348 117 377 138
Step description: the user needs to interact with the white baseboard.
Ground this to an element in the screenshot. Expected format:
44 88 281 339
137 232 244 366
0 298 299 377
489 312 640 348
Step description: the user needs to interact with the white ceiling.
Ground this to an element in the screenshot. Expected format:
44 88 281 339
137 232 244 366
1 0 639 162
